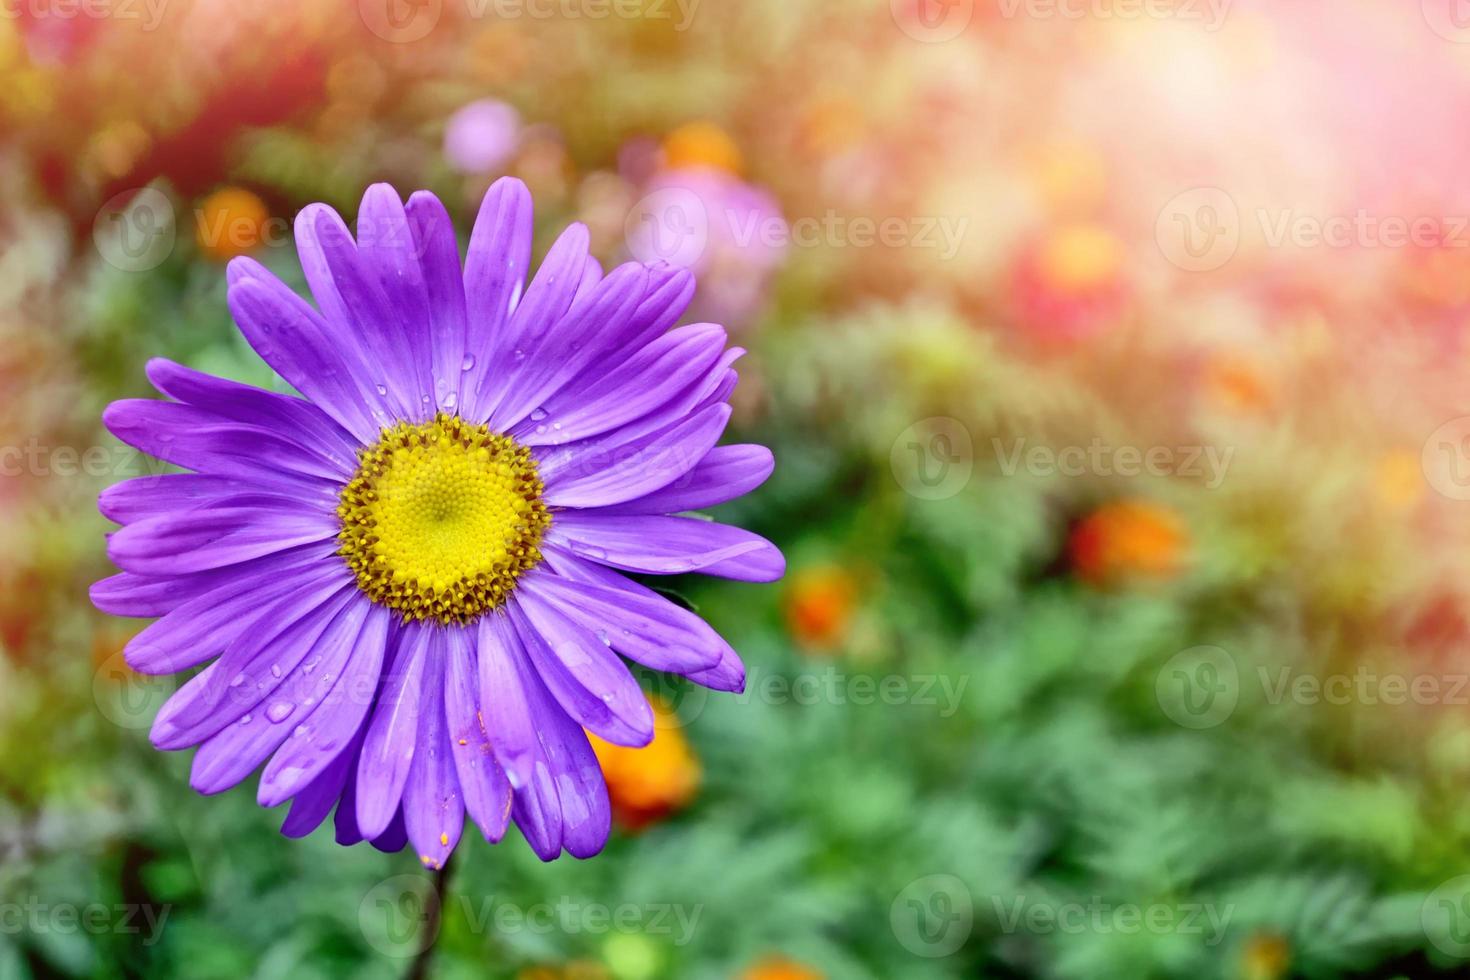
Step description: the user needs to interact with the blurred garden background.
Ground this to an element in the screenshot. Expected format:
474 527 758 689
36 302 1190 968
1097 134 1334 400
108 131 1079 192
9 0 1470 976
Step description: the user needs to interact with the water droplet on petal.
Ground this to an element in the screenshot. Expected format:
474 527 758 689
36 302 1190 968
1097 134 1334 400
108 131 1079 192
461 354 476 371
266 701 293 723
530 407 548 422
269 664 282 678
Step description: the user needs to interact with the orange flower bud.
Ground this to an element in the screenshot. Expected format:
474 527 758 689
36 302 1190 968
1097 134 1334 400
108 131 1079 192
662 121 743 175
783 564 858 653
739 956 825 980
1239 932 1291 980
589 695 700 830
1202 356 1273 415
195 187 270 262
1070 500 1189 586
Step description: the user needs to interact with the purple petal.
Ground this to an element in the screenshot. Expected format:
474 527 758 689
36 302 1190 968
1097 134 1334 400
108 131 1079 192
402 639 463 869
473 223 590 422
406 191 469 413
144 358 359 471
461 178 533 419
99 474 331 526
541 404 730 509
280 742 360 838
257 602 391 807
476 613 563 859
598 444 775 515
149 585 355 749
523 562 721 673
103 399 345 490
122 549 345 674
226 263 387 442
443 626 512 843
296 204 422 420
510 594 654 747
355 625 430 839
516 323 727 447
547 513 784 582
487 263 649 431
371 809 409 853
542 546 747 692
107 507 338 576
355 185 437 410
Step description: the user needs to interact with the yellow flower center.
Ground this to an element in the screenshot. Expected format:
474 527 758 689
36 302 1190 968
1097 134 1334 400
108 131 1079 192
337 413 551 625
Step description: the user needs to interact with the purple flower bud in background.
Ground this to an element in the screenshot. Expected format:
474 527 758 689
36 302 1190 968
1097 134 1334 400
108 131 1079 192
443 99 522 175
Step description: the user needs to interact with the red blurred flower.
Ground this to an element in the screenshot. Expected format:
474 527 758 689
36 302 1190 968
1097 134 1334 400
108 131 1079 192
1070 500 1190 587
1013 223 1128 341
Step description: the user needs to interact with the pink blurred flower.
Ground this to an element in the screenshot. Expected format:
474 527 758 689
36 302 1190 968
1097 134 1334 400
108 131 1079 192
443 99 521 175
625 165 786 330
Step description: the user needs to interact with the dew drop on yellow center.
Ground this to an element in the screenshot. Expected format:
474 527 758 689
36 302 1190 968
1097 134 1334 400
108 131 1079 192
337 413 551 624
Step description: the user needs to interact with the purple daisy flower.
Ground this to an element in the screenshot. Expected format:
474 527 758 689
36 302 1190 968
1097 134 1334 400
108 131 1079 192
92 179 783 866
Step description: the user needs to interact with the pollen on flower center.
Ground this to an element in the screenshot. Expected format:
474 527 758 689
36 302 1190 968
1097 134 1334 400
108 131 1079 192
337 413 551 624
